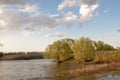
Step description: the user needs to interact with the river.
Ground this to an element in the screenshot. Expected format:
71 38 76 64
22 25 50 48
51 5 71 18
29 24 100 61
0 59 119 80
0 59 57 80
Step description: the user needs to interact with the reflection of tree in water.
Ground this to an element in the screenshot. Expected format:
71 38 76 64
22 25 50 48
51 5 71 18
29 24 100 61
98 74 120 80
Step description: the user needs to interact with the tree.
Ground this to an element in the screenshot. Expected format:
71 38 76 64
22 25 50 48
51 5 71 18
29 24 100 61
0 52 3 58
43 38 74 62
72 37 95 62
93 41 114 51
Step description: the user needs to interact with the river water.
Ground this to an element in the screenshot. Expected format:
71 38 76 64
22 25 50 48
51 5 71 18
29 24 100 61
0 59 119 80
0 59 57 80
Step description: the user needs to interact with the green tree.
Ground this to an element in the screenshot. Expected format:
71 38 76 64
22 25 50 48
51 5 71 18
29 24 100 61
72 37 95 62
94 41 114 51
43 38 74 62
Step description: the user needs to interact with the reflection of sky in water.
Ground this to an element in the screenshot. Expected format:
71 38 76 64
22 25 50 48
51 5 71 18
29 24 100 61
0 59 57 80
98 74 120 80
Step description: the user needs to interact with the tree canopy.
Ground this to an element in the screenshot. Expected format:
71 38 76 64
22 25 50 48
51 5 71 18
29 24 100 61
93 41 115 51
43 38 74 62
72 37 95 62
44 37 115 63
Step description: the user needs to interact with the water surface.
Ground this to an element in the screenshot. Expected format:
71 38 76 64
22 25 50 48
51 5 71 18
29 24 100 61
0 59 57 80
0 59 119 80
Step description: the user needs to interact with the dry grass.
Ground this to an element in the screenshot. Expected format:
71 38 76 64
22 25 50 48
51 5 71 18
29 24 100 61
94 51 120 63
56 62 120 78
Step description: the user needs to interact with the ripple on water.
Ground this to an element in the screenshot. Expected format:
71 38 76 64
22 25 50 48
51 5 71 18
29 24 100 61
0 59 57 80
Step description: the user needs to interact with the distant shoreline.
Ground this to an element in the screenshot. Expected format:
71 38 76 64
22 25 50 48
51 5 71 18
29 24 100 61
0 52 43 60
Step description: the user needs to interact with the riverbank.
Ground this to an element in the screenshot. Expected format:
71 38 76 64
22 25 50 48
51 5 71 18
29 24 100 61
55 62 120 80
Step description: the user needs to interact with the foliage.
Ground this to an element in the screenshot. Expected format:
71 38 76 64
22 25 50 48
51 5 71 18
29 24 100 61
94 51 120 63
44 36 117 63
0 52 3 58
93 41 115 51
43 38 74 62
116 47 120 51
72 37 95 62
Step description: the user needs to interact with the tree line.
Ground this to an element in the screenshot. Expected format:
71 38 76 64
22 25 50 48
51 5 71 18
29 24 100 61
44 37 116 63
0 52 43 60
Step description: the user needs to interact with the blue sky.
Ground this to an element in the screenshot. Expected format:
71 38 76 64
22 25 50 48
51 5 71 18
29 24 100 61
0 0 120 52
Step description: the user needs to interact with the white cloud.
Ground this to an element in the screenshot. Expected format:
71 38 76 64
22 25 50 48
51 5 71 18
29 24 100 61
0 0 77 33
0 11 62 32
0 0 71 32
79 4 98 24
0 0 39 13
0 0 28 13
21 30 31 37
0 0 27 6
50 14 60 18
57 0 77 10
58 0 100 25
0 0 100 33
0 4 77 33
22 4 39 13
0 9 30 31
45 32 65 37
0 0 40 32
62 11 77 26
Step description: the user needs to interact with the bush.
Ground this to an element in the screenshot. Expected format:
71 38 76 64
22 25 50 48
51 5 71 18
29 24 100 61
94 51 120 63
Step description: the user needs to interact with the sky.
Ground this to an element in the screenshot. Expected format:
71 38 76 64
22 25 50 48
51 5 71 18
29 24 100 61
0 0 120 52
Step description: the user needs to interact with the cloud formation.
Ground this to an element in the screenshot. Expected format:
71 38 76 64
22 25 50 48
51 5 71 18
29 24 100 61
62 11 77 26
0 0 100 33
0 0 26 6
0 0 77 33
45 32 65 37
57 0 77 10
58 0 99 25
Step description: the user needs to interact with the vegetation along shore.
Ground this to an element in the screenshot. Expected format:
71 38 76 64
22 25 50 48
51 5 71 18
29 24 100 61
43 36 120 79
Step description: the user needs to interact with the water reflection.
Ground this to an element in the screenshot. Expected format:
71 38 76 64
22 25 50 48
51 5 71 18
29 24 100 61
98 74 120 80
0 59 57 80
56 63 85 72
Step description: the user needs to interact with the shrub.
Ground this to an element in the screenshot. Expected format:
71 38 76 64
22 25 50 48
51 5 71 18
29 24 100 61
94 51 120 63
